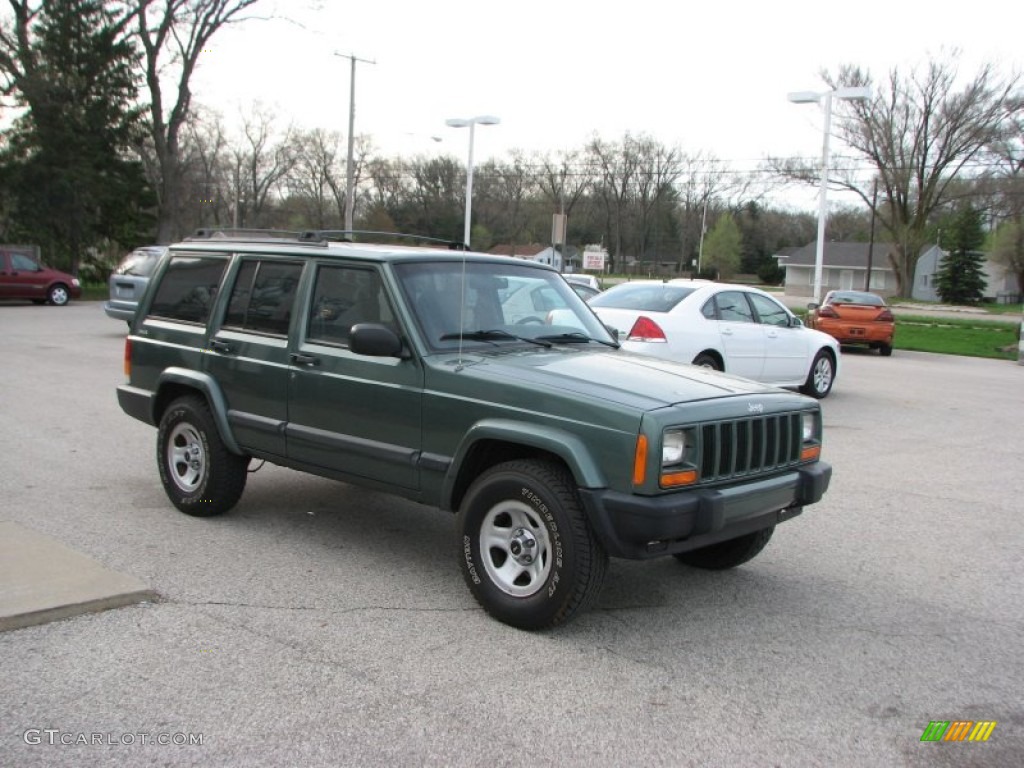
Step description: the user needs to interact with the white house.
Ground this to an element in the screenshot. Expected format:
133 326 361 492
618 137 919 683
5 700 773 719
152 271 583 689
776 242 902 298
912 248 1019 302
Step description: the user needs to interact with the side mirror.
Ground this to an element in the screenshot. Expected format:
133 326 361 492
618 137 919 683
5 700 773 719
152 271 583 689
349 323 405 358
790 316 804 328
806 302 819 310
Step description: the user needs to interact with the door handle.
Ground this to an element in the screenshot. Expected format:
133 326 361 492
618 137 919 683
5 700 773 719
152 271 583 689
721 328 733 336
210 339 233 354
290 353 320 367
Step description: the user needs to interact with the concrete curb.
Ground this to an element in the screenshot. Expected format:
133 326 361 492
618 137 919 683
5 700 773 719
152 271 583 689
0 521 159 632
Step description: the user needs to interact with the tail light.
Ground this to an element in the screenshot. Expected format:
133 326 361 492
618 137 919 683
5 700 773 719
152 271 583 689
817 306 839 318
123 338 132 377
627 316 667 342
877 309 894 321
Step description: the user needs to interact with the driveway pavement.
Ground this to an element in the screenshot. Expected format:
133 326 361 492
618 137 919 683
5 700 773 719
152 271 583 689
1 302 1021 767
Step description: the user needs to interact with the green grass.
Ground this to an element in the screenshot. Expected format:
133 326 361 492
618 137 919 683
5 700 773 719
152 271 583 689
894 316 1019 360
79 282 108 301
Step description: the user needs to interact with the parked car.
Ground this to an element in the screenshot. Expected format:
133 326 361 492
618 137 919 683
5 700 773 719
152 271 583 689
805 290 895 356
104 246 167 324
589 280 841 398
118 230 832 629
569 282 601 302
0 249 81 306
563 273 601 291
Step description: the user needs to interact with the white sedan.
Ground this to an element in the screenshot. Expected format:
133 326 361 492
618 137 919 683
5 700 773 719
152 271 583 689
589 280 841 398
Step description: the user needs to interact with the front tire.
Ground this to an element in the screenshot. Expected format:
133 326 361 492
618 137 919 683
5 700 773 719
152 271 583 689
674 527 775 570
801 349 835 398
47 284 70 306
457 459 608 630
157 396 248 517
879 343 893 357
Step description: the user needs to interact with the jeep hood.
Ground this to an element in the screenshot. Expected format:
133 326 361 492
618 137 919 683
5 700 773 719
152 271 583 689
436 346 781 410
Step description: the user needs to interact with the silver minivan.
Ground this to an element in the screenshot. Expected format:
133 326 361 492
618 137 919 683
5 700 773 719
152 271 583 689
104 246 167 324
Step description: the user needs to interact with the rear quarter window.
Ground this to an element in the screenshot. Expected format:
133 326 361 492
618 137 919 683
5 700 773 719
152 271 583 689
148 255 228 324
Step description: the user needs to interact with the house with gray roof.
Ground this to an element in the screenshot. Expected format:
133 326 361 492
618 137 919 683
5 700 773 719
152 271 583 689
775 241 906 298
777 241 1019 302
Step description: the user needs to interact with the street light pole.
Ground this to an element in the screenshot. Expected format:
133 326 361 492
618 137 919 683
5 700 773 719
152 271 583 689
446 115 500 249
788 86 872 302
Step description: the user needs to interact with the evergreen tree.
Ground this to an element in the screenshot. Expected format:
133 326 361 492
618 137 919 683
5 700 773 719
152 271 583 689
0 0 153 272
935 205 987 304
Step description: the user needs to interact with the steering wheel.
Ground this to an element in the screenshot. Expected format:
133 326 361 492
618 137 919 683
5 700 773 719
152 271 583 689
516 316 544 325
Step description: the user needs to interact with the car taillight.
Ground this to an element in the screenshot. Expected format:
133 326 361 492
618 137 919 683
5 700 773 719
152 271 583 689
123 338 132 377
817 306 840 318
627 316 667 342
877 309 894 321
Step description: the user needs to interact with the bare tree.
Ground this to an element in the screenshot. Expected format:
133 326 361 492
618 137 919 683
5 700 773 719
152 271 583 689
227 104 294 228
772 55 1019 296
133 0 263 242
286 128 344 230
586 133 644 271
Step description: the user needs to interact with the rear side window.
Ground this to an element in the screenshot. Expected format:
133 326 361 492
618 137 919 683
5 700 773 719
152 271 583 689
148 256 227 324
708 291 755 322
224 259 303 336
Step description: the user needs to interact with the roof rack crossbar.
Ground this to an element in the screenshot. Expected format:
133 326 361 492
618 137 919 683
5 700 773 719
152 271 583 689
300 230 467 250
187 228 307 241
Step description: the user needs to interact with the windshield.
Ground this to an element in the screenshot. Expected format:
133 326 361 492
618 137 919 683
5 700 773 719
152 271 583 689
589 282 698 312
394 261 616 350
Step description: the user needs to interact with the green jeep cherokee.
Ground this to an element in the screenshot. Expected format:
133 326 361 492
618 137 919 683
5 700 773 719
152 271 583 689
118 231 832 629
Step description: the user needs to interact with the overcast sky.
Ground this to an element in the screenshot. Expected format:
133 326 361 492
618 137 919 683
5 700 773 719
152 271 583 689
189 1 1022 209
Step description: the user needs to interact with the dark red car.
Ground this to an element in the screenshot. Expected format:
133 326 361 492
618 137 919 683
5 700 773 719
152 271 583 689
0 249 82 306
806 290 895 356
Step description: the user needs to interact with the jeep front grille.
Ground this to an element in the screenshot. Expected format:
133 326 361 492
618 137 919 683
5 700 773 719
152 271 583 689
699 413 803 483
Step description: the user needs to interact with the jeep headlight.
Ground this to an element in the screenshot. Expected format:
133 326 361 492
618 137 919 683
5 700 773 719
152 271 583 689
801 412 818 442
800 411 822 462
662 429 687 465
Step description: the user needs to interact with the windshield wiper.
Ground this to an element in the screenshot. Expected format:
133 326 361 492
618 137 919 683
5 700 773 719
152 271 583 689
439 329 552 347
535 332 619 348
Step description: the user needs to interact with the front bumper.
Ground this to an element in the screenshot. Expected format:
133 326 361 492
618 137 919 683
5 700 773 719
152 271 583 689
579 462 831 559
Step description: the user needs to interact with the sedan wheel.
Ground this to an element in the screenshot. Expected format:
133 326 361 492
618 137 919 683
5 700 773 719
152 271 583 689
801 350 835 398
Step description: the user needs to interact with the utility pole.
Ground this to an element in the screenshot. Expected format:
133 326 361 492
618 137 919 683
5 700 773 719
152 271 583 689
864 178 878 290
335 53 375 232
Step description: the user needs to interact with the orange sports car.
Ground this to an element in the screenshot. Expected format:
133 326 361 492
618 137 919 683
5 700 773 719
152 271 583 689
806 290 895 356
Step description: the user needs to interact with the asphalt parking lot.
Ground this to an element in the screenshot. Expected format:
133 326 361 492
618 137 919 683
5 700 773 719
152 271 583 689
1 301 1022 767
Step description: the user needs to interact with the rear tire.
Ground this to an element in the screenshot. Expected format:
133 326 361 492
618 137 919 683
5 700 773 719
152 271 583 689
801 349 835 398
692 352 722 371
457 459 608 630
157 395 248 517
673 527 775 570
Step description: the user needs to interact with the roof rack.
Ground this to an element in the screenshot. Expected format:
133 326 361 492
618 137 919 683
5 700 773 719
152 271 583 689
184 228 469 251
299 230 468 250
187 228 307 241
